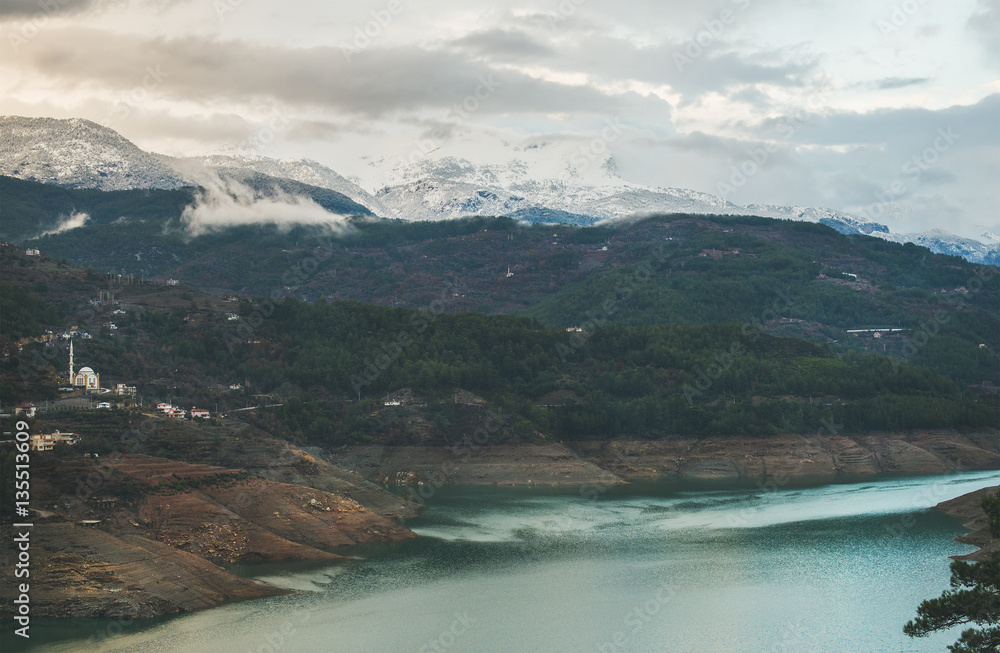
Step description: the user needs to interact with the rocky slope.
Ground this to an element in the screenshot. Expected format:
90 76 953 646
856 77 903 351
334 444 624 487
936 484 1000 561
332 430 1000 485
571 430 1000 480
0 453 416 619
0 522 291 619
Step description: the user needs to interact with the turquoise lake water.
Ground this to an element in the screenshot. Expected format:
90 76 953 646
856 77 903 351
10 470 1000 652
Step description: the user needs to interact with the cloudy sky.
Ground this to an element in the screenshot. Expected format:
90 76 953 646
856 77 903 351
1 0 998 238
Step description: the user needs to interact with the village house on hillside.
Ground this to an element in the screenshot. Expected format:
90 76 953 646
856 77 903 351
30 431 80 451
14 403 36 418
114 383 137 397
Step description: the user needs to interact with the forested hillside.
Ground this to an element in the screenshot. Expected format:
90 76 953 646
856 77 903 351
2 247 996 449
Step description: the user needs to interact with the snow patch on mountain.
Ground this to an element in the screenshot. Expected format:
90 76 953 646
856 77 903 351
0 116 186 191
881 230 1000 266
1 115 995 264
176 154 388 216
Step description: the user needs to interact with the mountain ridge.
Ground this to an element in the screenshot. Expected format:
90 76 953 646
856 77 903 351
1 115 997 265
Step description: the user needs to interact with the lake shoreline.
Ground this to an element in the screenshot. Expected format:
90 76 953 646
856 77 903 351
935 483 1000 560
331 429 1000 487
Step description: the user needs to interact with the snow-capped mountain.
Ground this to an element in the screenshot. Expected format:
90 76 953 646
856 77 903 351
882 230 1000 266
175 154 389 216
371 156 891 237
1 115 996 265
0 116 187 191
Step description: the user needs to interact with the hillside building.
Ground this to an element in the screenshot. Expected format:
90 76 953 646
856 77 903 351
114 383 137 397
68 340 100 390
30 431 80 451
14 403 36 418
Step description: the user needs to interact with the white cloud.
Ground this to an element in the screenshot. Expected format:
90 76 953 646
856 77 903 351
179 173 350 237
0 0 996 236
37 211 90 237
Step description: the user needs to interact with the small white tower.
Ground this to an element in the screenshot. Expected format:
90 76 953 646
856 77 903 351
69 339 74 380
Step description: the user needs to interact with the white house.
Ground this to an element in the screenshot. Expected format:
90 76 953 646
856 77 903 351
190 408 210 419
14 403 36 418
114 384 137 397
30 431 80 451
156 402 172 413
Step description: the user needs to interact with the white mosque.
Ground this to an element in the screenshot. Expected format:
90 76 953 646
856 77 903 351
69 340 100 391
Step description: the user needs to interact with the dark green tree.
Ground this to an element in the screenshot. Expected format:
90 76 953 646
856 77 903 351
904 494 1000 652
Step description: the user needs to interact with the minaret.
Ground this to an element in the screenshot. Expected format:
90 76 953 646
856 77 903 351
69 340 74 381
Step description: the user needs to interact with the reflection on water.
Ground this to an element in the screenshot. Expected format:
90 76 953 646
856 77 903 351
11 470 1000 653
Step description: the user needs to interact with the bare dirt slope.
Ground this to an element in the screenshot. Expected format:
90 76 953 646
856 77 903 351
333 443 624 486
0 454 416 619
936 484 1000 561
0 522 290 619
570 430 1000 480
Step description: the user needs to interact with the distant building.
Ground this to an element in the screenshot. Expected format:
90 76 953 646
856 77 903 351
30 431 80 451
229 383 243 390
384 400 402 406
156 402 173 413
115 383 137 397
14 403 36 418
166 279 180 286
73 366 100 391
166 408 186 419
68 341 100 390
24 248 40 256
190 408 210 419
